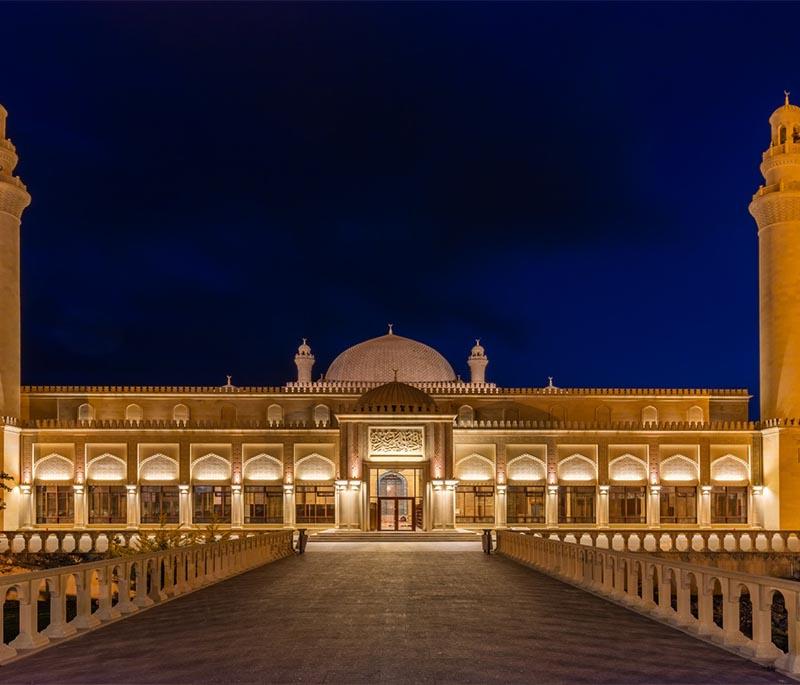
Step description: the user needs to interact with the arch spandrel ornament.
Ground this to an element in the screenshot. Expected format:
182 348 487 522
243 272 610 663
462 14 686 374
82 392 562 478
454 453 494 481
34 454 74 481
608 454 648 482
659 454 699 483
139 454 179 482
191 454 231 481
243 454 283 482
557 454 596 482
87 453 127 482
711 454 750 483
506 454 547 482
295 453 336 481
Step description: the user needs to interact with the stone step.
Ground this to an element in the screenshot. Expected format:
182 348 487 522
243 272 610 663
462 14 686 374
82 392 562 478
308 530 482 542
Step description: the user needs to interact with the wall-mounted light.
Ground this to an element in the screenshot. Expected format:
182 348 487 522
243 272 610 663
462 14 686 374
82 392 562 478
599 485 610 495
753 485 764 495
179 484 190 495
650 485 661 495
19 484 31 495
348 480 361 490
547 485 558 496
72 484 84 495
231 484 242 495
335 479 348 492
431 479 444 491
701 485 712 494
126 484 138 494
283 483 294 494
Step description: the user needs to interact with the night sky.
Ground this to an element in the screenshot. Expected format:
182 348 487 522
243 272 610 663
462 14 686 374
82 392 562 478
3 3 796 414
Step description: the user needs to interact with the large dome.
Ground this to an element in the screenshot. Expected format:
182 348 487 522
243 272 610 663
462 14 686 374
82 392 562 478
326 330 456 383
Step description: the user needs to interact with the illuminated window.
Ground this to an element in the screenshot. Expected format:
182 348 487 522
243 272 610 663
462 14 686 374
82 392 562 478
36 485 74 524
455 485 495 524
88 485 127 524
711 486 747 524
659 486 697 524
244 485 283 524
506 485 545 524
609 486 646 524
558 486 595 524
295 485 335 524
140 485 179 524
193 485 232 523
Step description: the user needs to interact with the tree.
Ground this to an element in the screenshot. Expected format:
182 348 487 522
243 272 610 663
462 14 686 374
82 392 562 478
0 470 13 510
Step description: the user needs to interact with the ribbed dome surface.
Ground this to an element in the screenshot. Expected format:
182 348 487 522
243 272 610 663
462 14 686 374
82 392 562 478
326 333 456 383
355 381 438 413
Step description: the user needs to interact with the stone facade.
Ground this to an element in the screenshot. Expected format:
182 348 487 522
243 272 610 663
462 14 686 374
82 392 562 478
0 99 799 532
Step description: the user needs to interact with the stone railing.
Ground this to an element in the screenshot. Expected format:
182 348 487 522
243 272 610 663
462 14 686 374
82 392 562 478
509 528 800 554
0 530 294 663
0 529 298 555
497 531 800 675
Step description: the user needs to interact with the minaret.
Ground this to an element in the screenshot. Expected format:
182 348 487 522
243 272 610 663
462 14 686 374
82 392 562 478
467 339 488 384
750 93 800 420
294 338 315 384
0 105 31 418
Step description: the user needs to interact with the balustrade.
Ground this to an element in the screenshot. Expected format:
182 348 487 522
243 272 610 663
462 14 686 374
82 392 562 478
497 530 799 674
505 528 800 554
0 530 293 664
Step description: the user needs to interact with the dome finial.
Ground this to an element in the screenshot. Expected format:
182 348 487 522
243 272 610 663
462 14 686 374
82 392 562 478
393 367 398 382
387 323 394 335
786 90 791 107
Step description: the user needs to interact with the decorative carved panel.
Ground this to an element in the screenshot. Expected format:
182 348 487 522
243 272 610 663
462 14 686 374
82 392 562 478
369 428 424 456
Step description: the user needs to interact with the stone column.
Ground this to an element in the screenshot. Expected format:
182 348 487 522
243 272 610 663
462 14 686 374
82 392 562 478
546 485 558 527
73 484 86 529
18 483 33 529
178 484 191 527
700 485 712 528
283 484 295 527
495 485 507 527
430 480 457 529
598 485 609 527
126 484 139 529
649 485 661 528
751 485 764 528
231 484 243 529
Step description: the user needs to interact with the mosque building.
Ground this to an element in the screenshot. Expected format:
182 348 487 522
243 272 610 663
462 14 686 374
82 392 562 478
1 98 800 534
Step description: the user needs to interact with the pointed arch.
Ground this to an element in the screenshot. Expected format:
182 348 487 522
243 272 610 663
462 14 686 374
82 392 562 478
173 403 190 424
687 405 704 423
87 453 127 482
454 453 494 481
267 404 283 426
506 454 547 482
77 403 95 422
125 403 143 422
294 453 335 481
243 454 283 482
557 454 596 482
641 405 658 425
660 454 699 482
139 454 179 481
34 454 74 481
191 454 231 481
711 454 750 483
313 404 331 427
608 454 648 482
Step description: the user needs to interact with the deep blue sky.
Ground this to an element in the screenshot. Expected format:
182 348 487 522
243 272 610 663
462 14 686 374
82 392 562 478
3 2 795 412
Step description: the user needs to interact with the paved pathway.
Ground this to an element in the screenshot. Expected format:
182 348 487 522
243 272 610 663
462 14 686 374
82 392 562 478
0 542 792 684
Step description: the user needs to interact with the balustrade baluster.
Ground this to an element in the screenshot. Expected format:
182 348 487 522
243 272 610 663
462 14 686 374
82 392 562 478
43 576 76 638
9 580 49 649
94 566 121 622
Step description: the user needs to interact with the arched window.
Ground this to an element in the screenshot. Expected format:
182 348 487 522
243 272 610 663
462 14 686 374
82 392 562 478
125 403 143 422
267 404 283 426
313 404 330 427
780 125 787 145
378 472 408 497
687 405 704 423
173 403 190 424
77 403 95 422
641 405 658 425
457 405 474 426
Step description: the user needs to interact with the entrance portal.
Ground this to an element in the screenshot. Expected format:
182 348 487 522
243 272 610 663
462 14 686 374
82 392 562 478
369 469 423 531
378 497 415 531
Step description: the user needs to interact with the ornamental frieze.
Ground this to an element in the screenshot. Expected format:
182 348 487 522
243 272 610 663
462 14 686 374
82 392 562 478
369 427 424 456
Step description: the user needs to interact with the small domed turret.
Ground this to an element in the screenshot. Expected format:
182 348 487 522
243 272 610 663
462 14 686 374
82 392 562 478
467 338 488 384
294 338 315 384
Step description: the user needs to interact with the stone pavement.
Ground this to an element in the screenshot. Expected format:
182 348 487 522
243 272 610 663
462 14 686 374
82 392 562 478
0 541 792 684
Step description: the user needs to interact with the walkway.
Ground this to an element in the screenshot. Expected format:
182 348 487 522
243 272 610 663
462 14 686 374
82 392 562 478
0 541 792 683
